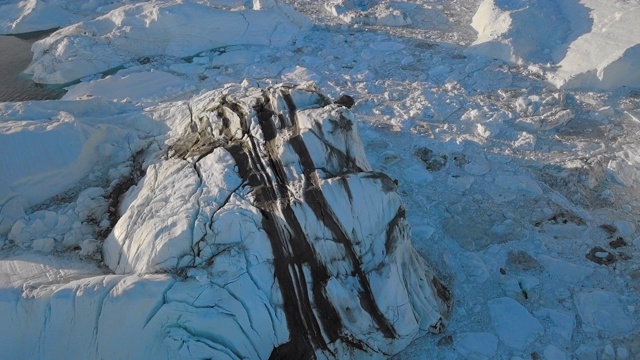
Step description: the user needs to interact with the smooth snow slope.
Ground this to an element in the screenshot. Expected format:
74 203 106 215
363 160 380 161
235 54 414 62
2 0 640 359
469 0 640 90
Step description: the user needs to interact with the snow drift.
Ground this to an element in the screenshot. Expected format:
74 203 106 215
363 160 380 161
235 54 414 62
469 0 640 90
0 98 159 235
0 84 450 359
0 0 261 35
24 1 310 84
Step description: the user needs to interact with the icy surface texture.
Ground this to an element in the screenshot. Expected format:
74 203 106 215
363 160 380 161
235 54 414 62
24 1 309 84
469 0 640 90
0 0 81 34
1 84 450 359
0 1 271 35
0 98 156 237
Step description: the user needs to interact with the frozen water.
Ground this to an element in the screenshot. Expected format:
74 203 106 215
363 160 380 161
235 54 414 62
1 0 640 359
470 0 640 90
488 297 544 349
574 290 634 333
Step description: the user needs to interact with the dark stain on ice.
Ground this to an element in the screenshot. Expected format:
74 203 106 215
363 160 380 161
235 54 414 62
617 252 632 261
279 87 396 341
329 114 353 133
451 152 468 167
599 223 617 236
431 277 451 304
586 246 617 266
334 94 355 109
255 99 277 141
385 207 406 254
211 88 367 357
303 181 396 340
100 148 146 240
547 211 586 226
414 147 448 172
517 281 529 300
362 173 396 193
609 237 628 249
436 335 453 348
273 89 392 354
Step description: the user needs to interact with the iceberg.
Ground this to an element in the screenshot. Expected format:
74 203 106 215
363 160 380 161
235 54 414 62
0 84 450 359
469 0 640 90
25 1 310 84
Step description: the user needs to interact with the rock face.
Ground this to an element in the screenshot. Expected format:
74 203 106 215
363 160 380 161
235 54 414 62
1 84 450 359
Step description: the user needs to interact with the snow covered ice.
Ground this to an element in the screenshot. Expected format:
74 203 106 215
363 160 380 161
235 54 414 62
1 0 640 359
0 83 452 358
469 0 640 90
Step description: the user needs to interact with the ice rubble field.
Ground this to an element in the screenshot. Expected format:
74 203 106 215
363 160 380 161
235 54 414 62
1 0 640 359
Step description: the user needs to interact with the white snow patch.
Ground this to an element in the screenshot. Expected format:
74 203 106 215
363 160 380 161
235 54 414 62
63 70 188 103
25 1 310 84
469 0 640 90
574 290 634 333
488 297 543 349
494 174 543 197
538 255 593 283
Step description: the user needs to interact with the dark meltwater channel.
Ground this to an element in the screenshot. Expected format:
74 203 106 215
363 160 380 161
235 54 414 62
0 30 66 102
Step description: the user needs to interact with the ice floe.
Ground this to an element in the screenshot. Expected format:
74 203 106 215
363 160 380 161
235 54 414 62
488 296 544 349
1 0 640 359
469 0 640 90
25 1 310 84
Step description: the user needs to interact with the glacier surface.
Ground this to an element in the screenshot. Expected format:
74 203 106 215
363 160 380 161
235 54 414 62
1 0 640 359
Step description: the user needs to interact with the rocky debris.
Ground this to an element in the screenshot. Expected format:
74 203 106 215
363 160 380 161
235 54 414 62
334 94 355 108
586 246 617 266
600 224 618 237
533 209 588 238
451 152 469 167
437 335 453 348
609 237 628 249
414 147 448 172
100 83 451 358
